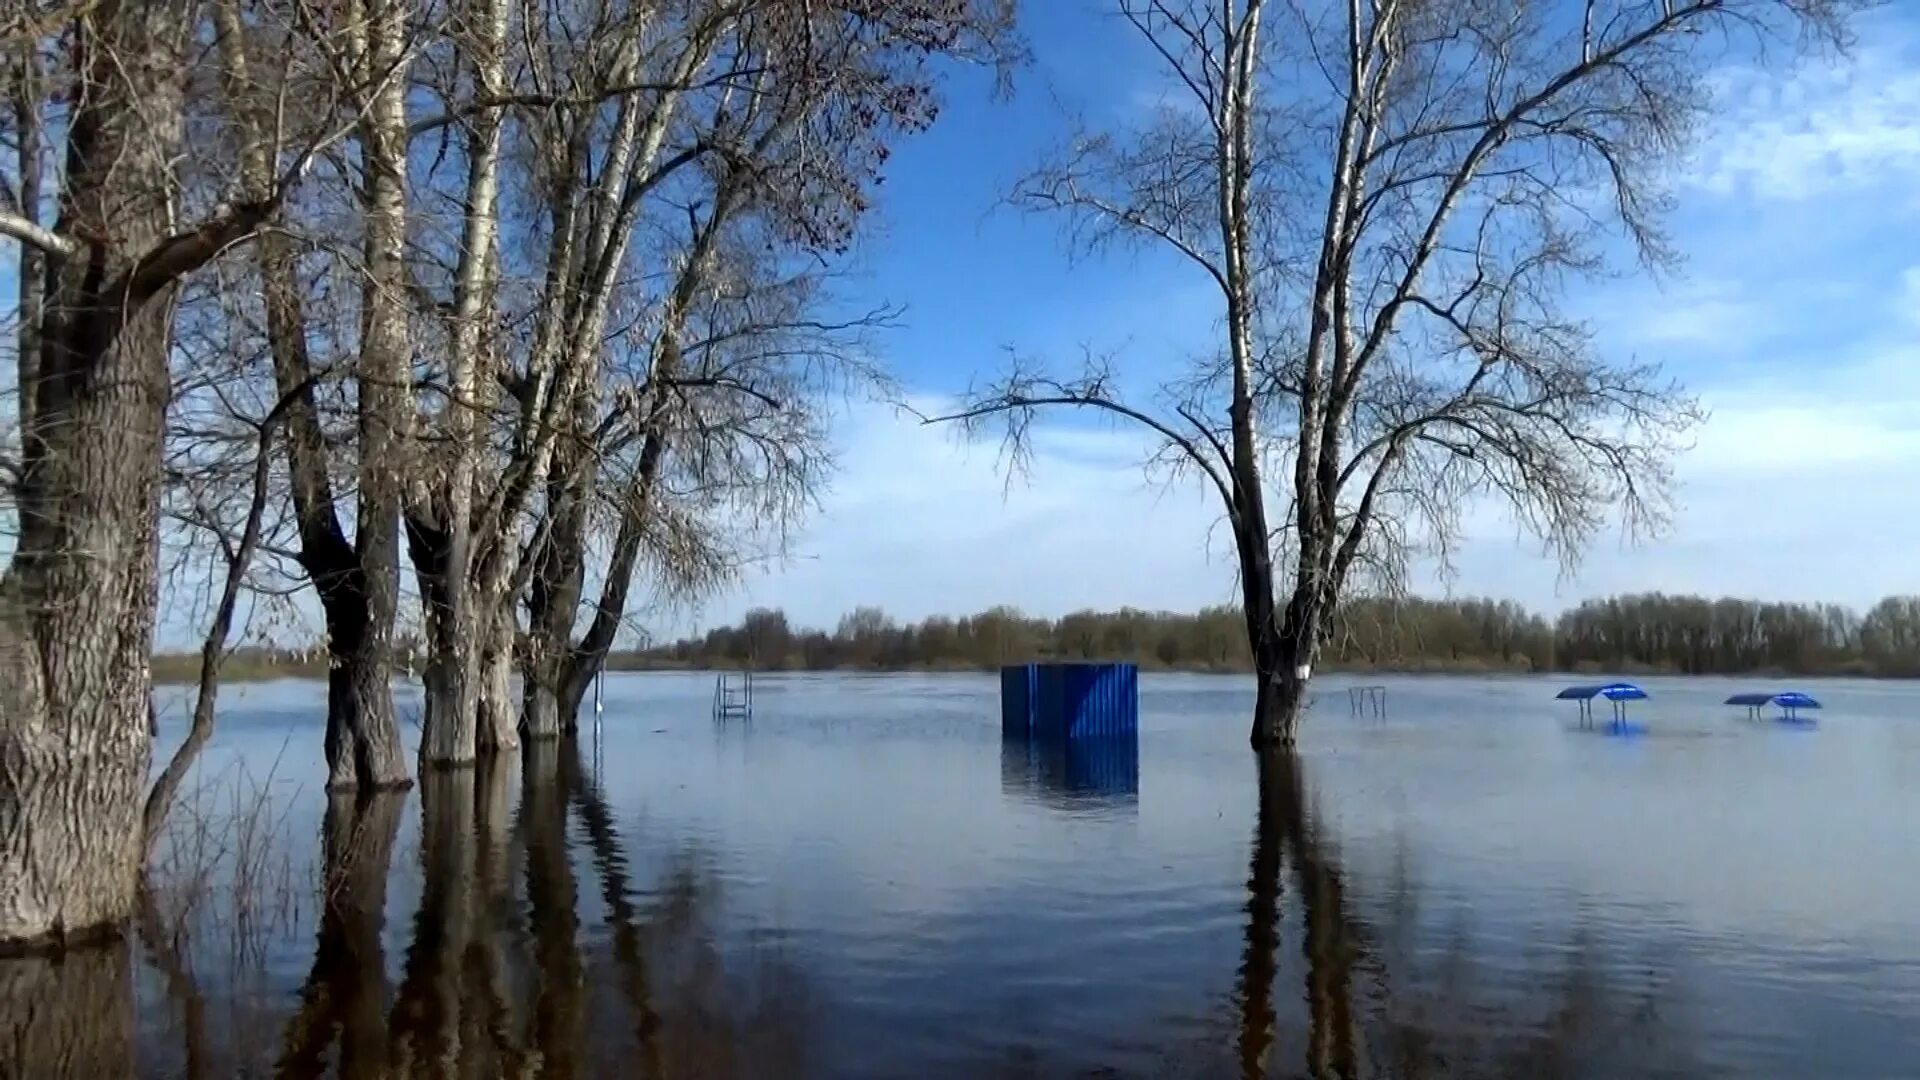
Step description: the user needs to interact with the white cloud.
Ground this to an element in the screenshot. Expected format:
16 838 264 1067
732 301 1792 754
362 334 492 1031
679 398 1238 635
1691 29 1920 202
682 336 1920 634
1601 278 1770 353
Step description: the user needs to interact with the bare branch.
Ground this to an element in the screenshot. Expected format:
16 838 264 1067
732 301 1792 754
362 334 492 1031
0 209 77 257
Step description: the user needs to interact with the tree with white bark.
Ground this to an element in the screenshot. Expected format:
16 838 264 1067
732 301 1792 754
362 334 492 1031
518 0 1006 736
937 0 1858 749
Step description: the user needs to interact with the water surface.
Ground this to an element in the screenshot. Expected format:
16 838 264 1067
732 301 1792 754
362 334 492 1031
21 672 1920 1077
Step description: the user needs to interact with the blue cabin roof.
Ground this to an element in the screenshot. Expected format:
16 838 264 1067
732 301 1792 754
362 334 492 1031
1556 682 1648 702
1725 691 1822 709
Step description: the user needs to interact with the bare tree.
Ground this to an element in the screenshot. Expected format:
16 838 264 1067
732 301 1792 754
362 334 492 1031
937 0 1855 749
197 0 423 789
0 0 324 947
142 397 280 850
410 0 509 767
403 0 757 755
517 0 1010 736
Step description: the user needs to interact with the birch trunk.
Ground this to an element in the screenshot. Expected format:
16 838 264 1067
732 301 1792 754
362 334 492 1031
477 602 520 751
221 0 410 789
418 0 510 767
344 0 418 774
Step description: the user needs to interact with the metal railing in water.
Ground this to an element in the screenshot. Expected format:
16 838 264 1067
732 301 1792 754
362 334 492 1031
713 670 754 721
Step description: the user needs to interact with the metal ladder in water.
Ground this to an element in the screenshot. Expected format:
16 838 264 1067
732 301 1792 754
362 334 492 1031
713 670 753 721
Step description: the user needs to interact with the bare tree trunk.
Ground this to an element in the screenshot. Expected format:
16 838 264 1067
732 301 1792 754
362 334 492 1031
416 0 510 768
222 0 410 791
1249 577 1320 751
521 677 567 742
1266 579 1327 750
406 509 453 735
1240 528 1291 750
523 464 590 740
552 499 650 728
0 0 190 947
322 597 411 791
470 601 516 750
351 0 428 771
256 224 408 790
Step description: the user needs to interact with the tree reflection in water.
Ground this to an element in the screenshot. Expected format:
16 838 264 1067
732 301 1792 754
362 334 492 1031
253 735 810 1079
15 732 1719 1077
1232 749 1703 1080
275 789 405 1079
1236 750 1362 1080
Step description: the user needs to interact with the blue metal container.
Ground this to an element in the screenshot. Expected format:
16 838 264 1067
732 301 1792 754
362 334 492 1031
1000 662 1138 742
1000 664 1036 739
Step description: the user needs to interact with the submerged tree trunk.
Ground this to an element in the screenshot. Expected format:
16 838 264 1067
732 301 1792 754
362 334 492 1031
522 678 567 742
0 0 193 948
1240 532 1302 752
477 603 520 751
523 463 591 740
257 223 409 789
229 5 410 788
348 0 424 774
323 600 411 791
412 0 508 769
408 510 504 762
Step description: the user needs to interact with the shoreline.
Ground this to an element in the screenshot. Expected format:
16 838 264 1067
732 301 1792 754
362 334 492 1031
151 656 1904 686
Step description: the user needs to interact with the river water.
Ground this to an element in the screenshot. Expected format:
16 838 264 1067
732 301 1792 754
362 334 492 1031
28 672 1920 1076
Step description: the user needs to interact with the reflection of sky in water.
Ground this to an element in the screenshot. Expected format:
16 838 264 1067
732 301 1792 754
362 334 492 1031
135 671 1920 1077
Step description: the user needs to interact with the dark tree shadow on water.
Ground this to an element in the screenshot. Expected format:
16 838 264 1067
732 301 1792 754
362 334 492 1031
1237 751 1364 1080
1232 750 1707 1080
274 789 406 1079
520 737 586 1077
10 737 816 1079
0 936 135 1079
566 735 815 1079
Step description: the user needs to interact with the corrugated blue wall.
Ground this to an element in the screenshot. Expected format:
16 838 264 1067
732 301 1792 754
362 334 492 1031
999 662 1139 741
1000 665 1036 739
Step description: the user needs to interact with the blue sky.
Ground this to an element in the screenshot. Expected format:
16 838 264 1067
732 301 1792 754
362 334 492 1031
15 1 1920 647
671 0 1920 636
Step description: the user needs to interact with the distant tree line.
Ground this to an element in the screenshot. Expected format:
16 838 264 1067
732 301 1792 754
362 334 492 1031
627 594 1920 677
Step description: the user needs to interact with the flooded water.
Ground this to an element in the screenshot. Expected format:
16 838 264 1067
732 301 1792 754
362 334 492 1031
8 672 1920 1077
